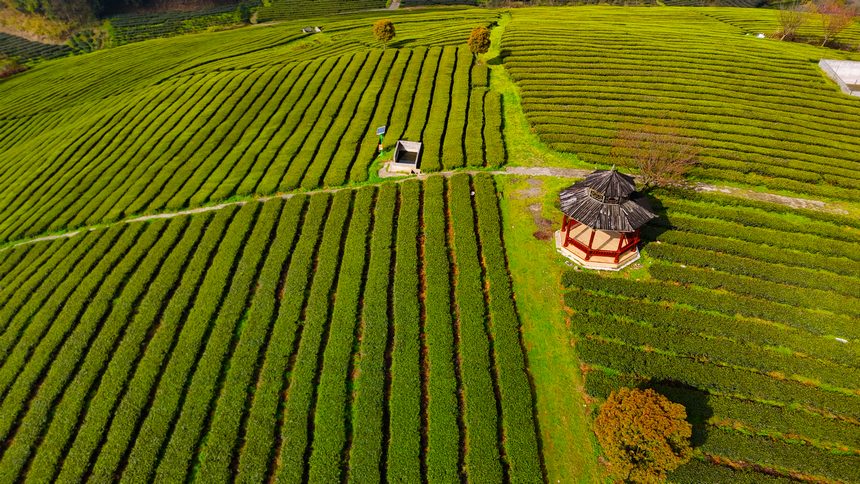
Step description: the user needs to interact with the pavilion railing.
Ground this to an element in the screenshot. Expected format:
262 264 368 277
561 216 640 263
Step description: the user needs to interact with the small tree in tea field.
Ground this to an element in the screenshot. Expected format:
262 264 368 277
817 0 857 46
777 1 811 41
373 19 396 50
610 120 699 189
467 26 491 59
595 388 693 483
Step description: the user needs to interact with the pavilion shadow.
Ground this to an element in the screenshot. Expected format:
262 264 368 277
637 190 670 251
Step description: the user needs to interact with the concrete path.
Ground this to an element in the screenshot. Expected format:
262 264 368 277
0 165 847 252
388 0 400 9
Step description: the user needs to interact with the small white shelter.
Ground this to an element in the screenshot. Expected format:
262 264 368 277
820 60 860 97
389 140 422 174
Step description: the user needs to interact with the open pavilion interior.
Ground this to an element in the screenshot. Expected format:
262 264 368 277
554 168 656 271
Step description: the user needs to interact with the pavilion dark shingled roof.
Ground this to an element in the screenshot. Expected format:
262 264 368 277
559 169 658 232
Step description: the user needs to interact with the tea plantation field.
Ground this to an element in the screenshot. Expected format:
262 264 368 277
0 9 503 243
502 7 860 201
0 174 543 482
1 4 859 483
565 190 860 482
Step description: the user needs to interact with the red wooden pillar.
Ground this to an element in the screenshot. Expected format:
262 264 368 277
584 228 596 260
566 222 573 247
614 232 625 263
561 215 569 247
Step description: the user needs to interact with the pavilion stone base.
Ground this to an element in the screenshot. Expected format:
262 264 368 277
554 230 640 271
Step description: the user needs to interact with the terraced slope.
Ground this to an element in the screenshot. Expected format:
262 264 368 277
105 3 252 46
0 32 70 62
257 0 387 22
502 7 860 201
699 7 860 46
565 190 860 483
0 174 542 483
0 9 502 243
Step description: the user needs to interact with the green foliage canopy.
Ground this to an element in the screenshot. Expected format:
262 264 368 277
595 388 692 483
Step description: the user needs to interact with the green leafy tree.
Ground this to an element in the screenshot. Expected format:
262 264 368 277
594 388 693 483
372 19 395 50
467 26 491 58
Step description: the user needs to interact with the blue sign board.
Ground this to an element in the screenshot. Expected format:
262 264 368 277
376 126 386 136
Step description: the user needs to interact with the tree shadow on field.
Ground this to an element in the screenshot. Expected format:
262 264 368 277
487 48 511 66
638 380 712 448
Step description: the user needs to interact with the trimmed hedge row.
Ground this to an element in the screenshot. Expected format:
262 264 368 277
658 188 860 230
660 197 859 244
646 240 859 296
577 338 860 420
701 427 860 482
308 188 374 482
387 179 422 482
0 224 142 430
563 271 856 339
173 66 284 209
466 88 486 167
348 184 397 484
302 52 385 191
196 197 305 482
473 175 543 482
236 60 318 196
570 312 859 392
25 213 211 483
283 55 366 191
483 92 505 167
566 288 860 368
325 51 396 188
56 207 236 484
422 47 456 172
0 233 96 351
118 203 258 483
272 191 352 484
403 47 441 143
645 227 860 279
385 48 426 149
248 59 329 195
441 47 472 170
471 63 488 88
502 7 860 199
351 51 410 183
670 457 795 484
422 176 460 482
661 213 860 262
649 262 859 320
449 174 503 483
0 240 55 306
235 196 329 483
587 370 860 453
154 201 277 483
0 219 172 478
0 176 535 481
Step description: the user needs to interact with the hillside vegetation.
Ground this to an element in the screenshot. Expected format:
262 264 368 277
502 7 860 201
0 9 503 243
0 4 858 483
566 189 860 482
0 174 543 483
257 0 387 22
